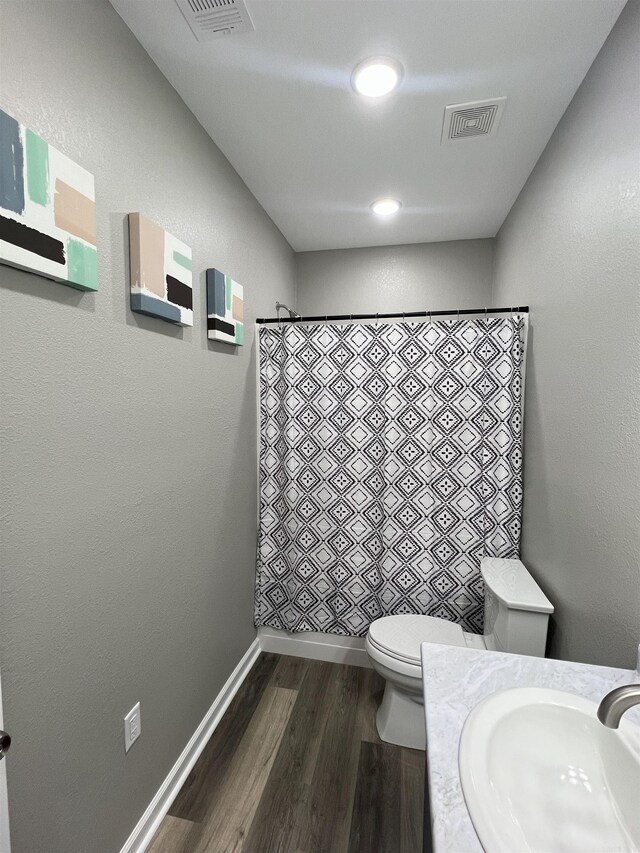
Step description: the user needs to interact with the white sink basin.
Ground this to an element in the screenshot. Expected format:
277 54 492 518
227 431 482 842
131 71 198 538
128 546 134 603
459 687 640 852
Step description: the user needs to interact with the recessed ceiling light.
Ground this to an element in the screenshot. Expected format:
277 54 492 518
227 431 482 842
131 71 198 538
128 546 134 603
352 57 402 98
371 198 401 216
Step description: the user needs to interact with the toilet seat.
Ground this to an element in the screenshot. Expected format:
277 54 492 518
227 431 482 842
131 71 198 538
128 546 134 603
367 614 466 666
365 615 468 750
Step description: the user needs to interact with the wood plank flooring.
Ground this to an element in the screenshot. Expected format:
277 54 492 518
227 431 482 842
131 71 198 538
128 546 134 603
147 653 425 853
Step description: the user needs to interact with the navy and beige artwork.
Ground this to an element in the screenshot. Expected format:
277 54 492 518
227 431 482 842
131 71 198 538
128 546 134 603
206 268 243 345
0 108 97 291
128 212 193 326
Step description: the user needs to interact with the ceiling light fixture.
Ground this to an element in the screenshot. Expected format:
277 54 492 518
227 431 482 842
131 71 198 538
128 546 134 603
371 198 401 216
352 57 402 98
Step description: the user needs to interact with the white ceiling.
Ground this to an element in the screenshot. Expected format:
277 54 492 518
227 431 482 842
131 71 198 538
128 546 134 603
110 0 625 252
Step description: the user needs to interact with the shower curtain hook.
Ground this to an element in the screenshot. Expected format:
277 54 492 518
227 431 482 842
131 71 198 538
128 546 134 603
376 312 379 326
485 306 488 321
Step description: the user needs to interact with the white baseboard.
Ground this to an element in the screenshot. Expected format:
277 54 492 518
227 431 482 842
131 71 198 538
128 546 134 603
119 638 261 853
258 626 370 668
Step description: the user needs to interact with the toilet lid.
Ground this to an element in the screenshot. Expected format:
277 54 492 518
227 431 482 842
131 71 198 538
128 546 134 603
368 614 466 663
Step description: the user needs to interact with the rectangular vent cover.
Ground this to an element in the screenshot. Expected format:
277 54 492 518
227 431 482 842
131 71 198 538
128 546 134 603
442 97 506 143
175 0 255 41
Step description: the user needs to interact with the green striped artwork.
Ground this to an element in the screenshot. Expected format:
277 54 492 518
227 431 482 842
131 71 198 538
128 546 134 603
67 239 98 291
225 275 232 311
173 250 192 271
26 129 49 206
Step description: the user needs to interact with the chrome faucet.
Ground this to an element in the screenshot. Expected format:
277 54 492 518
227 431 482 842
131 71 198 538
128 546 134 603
597 684 640 728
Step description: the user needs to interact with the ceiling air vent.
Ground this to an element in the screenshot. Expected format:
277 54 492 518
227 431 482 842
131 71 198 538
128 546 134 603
441 97 506 144
175 0 255 41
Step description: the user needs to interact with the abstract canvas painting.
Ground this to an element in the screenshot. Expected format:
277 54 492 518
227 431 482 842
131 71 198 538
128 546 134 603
0 108 97 291
206 268 243 345
128 212 193 326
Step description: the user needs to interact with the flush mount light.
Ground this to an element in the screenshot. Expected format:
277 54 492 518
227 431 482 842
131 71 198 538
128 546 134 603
371 198 401 216
352 57 403 98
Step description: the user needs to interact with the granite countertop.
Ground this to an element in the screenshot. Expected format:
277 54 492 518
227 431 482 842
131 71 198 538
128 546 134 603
420 642 640 853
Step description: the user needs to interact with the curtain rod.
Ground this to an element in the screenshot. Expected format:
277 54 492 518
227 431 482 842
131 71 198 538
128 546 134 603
255 306 530 324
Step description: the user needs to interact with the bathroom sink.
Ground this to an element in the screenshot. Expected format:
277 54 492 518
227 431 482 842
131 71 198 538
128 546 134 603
459 687 640 852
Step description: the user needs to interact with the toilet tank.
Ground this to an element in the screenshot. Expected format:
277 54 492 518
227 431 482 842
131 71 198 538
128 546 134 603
481 558 554 657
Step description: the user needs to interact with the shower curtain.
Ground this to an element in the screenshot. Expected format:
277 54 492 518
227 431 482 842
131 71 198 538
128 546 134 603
255 317 525 636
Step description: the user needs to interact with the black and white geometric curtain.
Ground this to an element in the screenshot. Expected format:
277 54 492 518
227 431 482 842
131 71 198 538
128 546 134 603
255 317 525 637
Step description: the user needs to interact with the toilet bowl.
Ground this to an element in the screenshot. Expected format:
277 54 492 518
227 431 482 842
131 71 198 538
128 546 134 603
365 557 554 750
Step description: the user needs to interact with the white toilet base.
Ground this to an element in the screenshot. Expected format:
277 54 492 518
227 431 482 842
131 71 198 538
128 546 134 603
376 680 426 750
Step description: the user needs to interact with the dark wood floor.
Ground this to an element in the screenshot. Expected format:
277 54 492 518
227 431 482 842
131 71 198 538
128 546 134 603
148 653 425 853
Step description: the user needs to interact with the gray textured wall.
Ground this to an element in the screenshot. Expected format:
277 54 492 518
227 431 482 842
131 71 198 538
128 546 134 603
0 2 294 852
493 0 640 668
296 240 494 316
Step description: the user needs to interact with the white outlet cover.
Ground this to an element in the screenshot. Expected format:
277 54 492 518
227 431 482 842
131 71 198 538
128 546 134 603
124 702 141 752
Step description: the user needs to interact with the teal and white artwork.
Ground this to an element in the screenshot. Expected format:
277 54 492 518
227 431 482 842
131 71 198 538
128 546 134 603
0 108 97 291
206 268 243 345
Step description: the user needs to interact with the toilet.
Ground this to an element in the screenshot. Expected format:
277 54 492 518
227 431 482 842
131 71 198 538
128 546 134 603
365 557 554 750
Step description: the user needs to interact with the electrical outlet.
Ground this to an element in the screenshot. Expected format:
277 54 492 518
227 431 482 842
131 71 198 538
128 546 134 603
124 702 141 752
